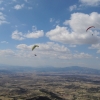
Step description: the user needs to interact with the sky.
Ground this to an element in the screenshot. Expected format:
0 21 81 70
0 0 100 69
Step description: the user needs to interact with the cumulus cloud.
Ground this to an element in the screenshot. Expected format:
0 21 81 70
89 43 100 49
14 4 24 10
12 27 44 40
24 30 44 38
73 52 92 58
16 42 92 59
38 42 70 53
0 42 92 67
15 42 70 59
46 25 100 44
46 12 100 44
57 52 92 59
0 49 15 56
12 30 25 40
69 5 77 11
16 42 70 53
16 44 31 51
0 12 8 25
69 44 76 47
79 0 100 6
64 12 100 32
89 43 100 53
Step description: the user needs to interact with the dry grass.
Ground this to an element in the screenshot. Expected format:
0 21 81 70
0 72 100 100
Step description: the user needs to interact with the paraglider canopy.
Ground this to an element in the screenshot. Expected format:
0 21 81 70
86 26 95 32
32 45 39 51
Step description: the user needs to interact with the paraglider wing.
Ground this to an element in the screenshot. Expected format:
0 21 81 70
86 26 95 32
32 45 39 51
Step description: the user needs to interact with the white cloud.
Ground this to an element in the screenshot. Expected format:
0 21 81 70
16 44 31 51
46 25 100 44
12 27 44 40
1 41 8 44
12 30 25 40
50 18 54 22
0 49 15 56
89 43 100 49
69 5 77 11
73 52 92 58
0 12 8 25
38 42 70 53
16 42 71 60
0 42 92 67
46 12 100 45
16 42 92 60
64 12 100 32
79 0 100 6
25 30 44 38
16 42 70 53
69 44 76 47
15 42 71 59
14 4 24 10
89 43 100 53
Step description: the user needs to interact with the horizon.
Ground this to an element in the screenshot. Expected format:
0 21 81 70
0 64 100 70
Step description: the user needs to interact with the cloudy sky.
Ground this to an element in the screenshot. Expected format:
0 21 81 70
0 0 100 69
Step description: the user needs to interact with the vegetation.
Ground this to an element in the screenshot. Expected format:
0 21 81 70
0 71 100 100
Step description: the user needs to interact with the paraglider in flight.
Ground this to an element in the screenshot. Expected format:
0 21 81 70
32 45 39 51
86 26 95 32
34 54 37 56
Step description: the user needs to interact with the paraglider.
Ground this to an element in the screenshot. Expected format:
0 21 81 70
32 45 39 56
86 26 95 32
32 45 39 51
86 26 95 36
34 54 37 56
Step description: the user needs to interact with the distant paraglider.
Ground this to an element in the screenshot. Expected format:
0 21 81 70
32 45 39 51
86 26 95 32
32 45 39 56
86 26 95 36
34 54 37 56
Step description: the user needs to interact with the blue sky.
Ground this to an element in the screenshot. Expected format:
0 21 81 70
0 0 100 69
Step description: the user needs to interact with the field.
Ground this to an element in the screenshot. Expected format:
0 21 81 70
0 72 100 100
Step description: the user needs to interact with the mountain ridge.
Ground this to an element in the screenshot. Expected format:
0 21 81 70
0 65 100 75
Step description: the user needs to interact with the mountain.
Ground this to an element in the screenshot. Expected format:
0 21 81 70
0 65 100 75
32 66 100 75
